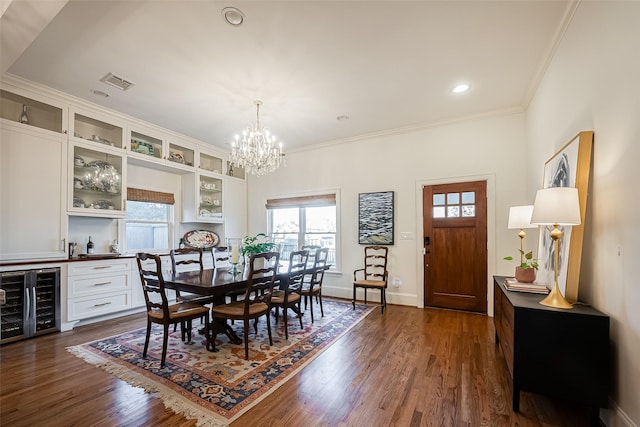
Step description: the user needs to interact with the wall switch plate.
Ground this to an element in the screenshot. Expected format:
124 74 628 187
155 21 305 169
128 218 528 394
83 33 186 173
400 232 414 240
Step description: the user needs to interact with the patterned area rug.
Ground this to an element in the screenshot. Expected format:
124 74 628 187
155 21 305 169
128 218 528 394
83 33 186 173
68 299 373 426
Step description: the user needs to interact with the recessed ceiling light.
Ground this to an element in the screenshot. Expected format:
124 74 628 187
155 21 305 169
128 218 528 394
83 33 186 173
90 89 109 98
452 83 470 94
336 115 349 121
222 7 244 26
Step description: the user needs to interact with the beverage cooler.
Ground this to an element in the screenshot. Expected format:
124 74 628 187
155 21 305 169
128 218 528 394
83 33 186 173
0 268 61 344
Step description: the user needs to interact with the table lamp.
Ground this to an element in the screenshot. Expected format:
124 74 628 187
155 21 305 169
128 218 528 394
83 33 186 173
530 187 581 309
507 205 537 265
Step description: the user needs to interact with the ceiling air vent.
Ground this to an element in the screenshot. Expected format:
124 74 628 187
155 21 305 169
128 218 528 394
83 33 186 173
100 73 135 91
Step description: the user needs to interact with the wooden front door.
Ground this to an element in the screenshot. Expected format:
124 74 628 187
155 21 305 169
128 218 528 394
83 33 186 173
423 181 487 313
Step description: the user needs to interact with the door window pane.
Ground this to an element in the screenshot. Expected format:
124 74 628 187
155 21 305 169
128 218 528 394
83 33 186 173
461 192 475 204
447 193 460 204
433 194 445 205
462 205 475 217
447 206 460 217
433 206 446 218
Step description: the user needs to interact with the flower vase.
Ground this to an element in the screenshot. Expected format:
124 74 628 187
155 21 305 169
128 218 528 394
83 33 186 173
515 266 536 283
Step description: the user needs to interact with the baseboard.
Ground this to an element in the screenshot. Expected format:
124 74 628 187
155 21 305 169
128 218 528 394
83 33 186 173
323 285 417 307
600 399 638 427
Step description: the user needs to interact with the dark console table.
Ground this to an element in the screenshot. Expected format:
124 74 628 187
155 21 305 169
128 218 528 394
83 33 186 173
493 276 609 420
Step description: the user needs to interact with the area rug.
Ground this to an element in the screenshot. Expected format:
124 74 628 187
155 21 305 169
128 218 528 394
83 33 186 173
68 299 373 426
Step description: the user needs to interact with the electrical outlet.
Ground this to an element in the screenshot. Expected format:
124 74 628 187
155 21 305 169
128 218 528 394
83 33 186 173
392 277 402 287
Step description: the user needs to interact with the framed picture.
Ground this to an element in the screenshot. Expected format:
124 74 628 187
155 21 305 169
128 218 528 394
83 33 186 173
358 191 394 245
537 131 593 302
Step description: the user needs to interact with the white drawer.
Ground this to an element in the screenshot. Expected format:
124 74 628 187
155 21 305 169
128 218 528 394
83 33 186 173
68 272 130 298
68 259 133 276
67 291 130 321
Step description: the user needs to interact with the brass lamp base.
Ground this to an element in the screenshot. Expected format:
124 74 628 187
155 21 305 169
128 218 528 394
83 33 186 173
540 282 573 309
539 223 573 309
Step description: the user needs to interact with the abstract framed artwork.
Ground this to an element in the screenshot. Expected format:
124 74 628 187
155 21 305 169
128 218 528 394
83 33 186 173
537 131 593 302
358 191 394 245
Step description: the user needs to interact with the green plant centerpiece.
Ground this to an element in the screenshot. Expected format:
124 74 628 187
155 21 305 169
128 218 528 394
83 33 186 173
241 233 276 272
241 233 276 257
504 249 539 282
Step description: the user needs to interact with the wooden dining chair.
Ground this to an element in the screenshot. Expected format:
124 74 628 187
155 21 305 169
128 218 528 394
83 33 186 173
301 248 328 323
136 253 210 367
353 245 389 313
170 247 213 305
212 246 231 268
209 252 280 359
271 249 308 339
214 246 244 305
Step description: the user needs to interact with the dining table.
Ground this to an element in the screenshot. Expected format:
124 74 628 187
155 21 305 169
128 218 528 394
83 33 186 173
162 261 329 349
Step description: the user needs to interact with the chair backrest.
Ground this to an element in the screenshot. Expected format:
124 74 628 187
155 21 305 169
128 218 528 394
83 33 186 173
301 244 320 262
170 247 203 274
212 246 231 268
287 249 309 293
241 251 280 311
136 252 170 316
363 246 388 282
307 247 329 289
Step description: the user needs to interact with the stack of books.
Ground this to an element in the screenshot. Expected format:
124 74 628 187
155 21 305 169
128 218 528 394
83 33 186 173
504 278 550 294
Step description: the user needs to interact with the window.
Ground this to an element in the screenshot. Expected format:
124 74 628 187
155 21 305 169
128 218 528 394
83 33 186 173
267 194 338 269
433 191 476 218
126 188 174 252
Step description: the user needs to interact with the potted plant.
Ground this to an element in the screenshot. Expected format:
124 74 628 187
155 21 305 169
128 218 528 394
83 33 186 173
504 249 539 283
240 233 276 270
241 233 276 257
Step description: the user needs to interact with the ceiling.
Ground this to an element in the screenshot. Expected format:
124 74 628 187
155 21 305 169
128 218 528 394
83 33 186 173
2 0 573 152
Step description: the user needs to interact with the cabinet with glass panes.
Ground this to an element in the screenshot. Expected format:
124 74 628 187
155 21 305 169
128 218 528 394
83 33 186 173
70 140 126 218
182 171 223 223
0 89 65 133
127 126 196 172
226 160 245 180
70 109 125 151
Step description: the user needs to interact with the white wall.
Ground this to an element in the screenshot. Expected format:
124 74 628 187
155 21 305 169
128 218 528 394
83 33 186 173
247 112 529 311
526 2 640 426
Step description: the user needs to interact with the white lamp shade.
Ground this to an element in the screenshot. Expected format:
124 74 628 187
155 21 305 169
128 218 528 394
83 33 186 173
507 205 536 229
531 187 581 226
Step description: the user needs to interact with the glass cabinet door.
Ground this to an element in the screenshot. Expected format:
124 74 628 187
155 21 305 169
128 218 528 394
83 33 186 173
197 174 223 221
130 130 163 160
168 140 195 167
72 112 124 149
199 152 223 174
71 143 125 217
0 89 64 133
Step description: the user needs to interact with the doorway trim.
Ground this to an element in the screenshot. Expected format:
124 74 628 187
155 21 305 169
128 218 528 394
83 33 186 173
415 173 496 315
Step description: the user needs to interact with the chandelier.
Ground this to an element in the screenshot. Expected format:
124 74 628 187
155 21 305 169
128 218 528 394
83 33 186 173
230 100 285 176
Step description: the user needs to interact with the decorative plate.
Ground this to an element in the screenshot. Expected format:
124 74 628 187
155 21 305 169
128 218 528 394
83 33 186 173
183 230 219 248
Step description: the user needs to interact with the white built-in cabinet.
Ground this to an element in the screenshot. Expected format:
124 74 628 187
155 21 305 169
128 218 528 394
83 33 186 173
66 258 133 321
223 176 247 239
68 109 126 218
1 82 247 263
0 89 68 260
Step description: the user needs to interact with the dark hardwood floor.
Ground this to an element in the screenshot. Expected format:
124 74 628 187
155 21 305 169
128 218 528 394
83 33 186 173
0 302 595 426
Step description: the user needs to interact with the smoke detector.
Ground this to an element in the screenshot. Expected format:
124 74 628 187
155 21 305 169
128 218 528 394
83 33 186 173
100 73 135 91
